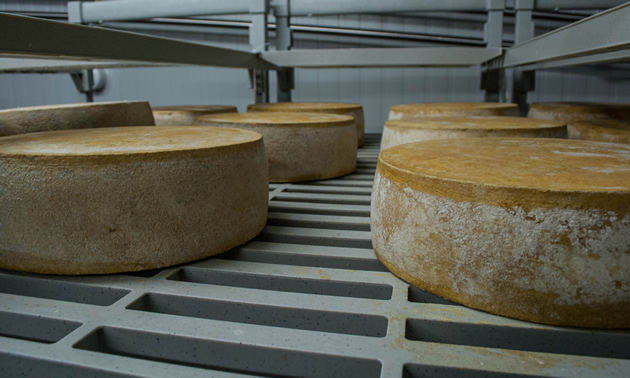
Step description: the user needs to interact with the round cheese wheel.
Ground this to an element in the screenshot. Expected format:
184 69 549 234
0 126 268 275
152 105 237 126
388 102 519 120
199 112 356 183
381 116 567 150
528 102 630 123
372 138 630 328
568 119 630 144
247 102 365 147
0 101 155 137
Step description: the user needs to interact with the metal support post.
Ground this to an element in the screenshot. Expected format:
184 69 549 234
481 0 506 102
250 0 270 104
512 0 535 115
273 0 293 102
70 69 95 102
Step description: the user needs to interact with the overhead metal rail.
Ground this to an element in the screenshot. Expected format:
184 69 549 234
506 1 630 68
68 0 503 23
0 12 274 70
0 57 169 73
261 47 502 69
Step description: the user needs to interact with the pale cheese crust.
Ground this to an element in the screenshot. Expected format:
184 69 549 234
0 126 268 275
199 112 357 182
0 101 155 136
248 102 365 147
371 138 630 328
152 105 237 126
388 102 519 120
381 116 567 150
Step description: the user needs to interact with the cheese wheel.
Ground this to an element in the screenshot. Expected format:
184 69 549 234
247 102 365 147
152 105 237 126
0 101 155 137
372 138 630 328
388 102 519 120
199 112 356 183
0 126 268 275
528 102 630 123
381 116 567 150
568 119 630 144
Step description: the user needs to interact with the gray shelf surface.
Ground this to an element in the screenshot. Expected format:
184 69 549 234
1 134 629 377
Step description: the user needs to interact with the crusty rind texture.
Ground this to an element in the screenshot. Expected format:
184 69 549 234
372 171 630 328
380 116 567 150
0 127 268 275
528 102 630 123
152 105 237 126
371 139 630 328
568 119 630 144
388 102 519 120
0 101 155 136
199 113 357 183
247 102 365 147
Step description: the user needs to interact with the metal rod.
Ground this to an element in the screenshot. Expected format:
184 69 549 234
502 2 630 68
69 0 496 24
0 12 274 70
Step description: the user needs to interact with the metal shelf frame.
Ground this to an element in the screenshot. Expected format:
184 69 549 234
1 0 629 105
1 0 506 102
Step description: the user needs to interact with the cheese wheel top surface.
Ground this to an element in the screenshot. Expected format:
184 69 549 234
529 102 630 119
152 105 237 113
385 116 565 130
0 101 146 113
379 138 630 211
571 119 630 132
247 102 361 112
199 112 353 127
390 102 518 114
0 126 261 157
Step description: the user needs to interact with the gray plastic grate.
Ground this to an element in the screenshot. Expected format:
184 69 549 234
1 134 630 377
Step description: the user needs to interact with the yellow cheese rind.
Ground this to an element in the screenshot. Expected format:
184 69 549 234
248 102 365 147
381 116 567 150
0 126 268 275
0 101 155 137
568 119 630 144
199 112 357 182
372 138 630 328
388 102 519 120
528 102 630 123
152 105 237 126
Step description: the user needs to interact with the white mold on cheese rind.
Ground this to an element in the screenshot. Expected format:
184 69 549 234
371 171 630 328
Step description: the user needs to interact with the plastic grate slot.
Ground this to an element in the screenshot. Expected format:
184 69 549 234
120 268 163 278
301 180 374 188
219 248 389 272
127 293 388 337
269 202 371 217
257 226 372 249
407 286 462 306
283 187 372 196
271 193 371 206
0 311 81 344
0 272 130 306
0 353 128 378
168 267 392 300
74 326 383 377
266 212 370 231
402 363 535 378
405 319 630 359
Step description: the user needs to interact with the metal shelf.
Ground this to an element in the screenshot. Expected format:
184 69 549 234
0 12 273 70
261 47 502 69
503 1 630 69
1 135 629 377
